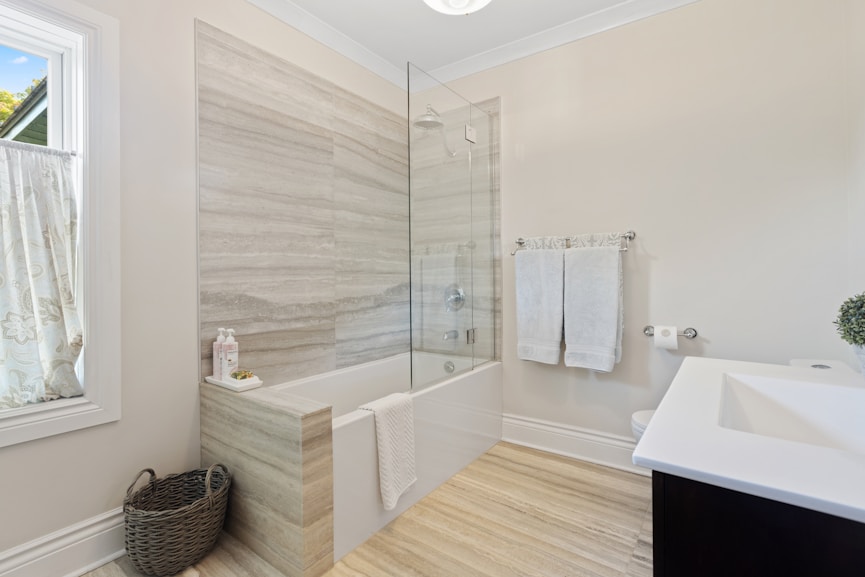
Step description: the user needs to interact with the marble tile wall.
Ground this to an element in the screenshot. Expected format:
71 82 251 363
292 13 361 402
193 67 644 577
200 382 334 577
197 22 409 385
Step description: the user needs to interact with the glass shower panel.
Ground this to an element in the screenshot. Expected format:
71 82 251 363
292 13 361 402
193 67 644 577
408 63 494 390
468 102 494 368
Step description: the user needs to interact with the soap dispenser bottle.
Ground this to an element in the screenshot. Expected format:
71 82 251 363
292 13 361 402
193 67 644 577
212 328 226 380
221 329 239 379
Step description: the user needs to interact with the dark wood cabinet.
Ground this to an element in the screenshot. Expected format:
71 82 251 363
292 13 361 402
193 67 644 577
652 471 865 577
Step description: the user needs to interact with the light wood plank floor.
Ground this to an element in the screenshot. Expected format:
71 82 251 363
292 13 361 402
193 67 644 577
86 442 652 577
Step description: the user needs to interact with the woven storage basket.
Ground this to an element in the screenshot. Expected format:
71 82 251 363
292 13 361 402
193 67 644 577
123 463 231 576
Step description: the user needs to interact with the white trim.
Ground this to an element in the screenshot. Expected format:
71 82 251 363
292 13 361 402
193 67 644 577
244 0 701 87
0 508 124 577
245 0 406 87
429 0 702 83
0 0 83 148
503 413 650 477
0 0 121 447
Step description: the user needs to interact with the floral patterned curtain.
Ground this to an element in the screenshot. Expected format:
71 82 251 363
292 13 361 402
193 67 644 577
0 140 82 409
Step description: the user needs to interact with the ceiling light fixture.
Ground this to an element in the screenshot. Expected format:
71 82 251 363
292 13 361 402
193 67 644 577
423 0 493 16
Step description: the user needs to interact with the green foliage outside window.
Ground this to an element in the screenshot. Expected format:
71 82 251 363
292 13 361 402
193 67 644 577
0 79 41 123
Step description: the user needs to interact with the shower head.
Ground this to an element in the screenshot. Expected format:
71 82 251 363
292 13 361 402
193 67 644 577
412 104 456 157
412 104 444 130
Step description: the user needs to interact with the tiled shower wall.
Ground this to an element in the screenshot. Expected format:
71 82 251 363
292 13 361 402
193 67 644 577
197 22 409 385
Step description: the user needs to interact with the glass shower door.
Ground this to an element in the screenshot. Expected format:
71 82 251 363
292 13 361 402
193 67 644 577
468 101 495 370
408 63 494 390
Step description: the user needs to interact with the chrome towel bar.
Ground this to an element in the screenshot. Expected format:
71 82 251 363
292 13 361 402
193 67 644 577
511 230 635 256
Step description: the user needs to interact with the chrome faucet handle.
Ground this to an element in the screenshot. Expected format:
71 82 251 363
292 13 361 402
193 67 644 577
444 283 465 312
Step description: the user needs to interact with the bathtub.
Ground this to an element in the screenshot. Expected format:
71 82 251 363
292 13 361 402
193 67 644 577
275 352 502 561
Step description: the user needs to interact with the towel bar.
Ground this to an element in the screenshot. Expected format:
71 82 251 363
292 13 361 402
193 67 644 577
511 230 635 255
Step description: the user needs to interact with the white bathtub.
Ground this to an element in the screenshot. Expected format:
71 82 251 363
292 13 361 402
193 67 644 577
275 352 502 561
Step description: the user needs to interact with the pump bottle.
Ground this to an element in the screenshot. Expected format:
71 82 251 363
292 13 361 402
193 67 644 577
221 329 239 379
212 328 226 379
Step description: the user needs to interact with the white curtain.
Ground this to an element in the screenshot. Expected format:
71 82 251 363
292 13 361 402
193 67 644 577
0 140 82 409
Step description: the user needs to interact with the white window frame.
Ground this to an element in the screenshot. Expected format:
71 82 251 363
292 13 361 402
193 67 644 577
0 0 120 448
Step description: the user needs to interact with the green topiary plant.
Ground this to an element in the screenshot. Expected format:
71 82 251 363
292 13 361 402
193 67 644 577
835 293 865 346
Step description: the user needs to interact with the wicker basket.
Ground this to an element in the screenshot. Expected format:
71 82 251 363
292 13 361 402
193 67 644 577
123 464 231 576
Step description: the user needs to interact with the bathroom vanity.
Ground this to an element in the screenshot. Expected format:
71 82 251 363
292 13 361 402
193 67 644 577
633 357 865 577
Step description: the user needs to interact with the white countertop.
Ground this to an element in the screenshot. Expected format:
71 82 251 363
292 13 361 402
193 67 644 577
633 357 865 523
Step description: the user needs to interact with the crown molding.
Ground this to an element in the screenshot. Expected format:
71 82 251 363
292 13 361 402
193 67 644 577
246 0 701 88
428 0 701 83
246 0 406 87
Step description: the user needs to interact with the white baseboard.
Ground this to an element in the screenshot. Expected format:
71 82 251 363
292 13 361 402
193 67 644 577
503 413 650 477
0 508 125 577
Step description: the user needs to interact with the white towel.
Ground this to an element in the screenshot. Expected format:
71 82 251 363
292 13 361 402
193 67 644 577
359 393 417 511
515 249 564 364
563 246 623 372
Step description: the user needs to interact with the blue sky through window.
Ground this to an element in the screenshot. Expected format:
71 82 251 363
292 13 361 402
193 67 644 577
0 44 47 95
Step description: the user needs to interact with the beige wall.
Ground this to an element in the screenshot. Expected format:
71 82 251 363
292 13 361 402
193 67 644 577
0 0 401 551
849 1 865 291
449 0 862 437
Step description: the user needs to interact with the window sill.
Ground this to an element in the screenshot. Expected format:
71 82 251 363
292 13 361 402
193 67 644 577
0 395 120 448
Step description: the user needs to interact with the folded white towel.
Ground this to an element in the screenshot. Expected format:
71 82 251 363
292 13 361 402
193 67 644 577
515 249 564 364
359 393 417 511
563 246 623 372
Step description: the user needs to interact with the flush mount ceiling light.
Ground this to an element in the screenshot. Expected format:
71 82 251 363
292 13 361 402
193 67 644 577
423 0 493 16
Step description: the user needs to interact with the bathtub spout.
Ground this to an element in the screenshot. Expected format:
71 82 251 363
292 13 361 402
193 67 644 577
442 330 459 341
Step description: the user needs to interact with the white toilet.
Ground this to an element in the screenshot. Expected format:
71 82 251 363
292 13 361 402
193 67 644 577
631 409 655 442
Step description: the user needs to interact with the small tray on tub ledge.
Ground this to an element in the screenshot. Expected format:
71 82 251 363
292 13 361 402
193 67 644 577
205 372 262 392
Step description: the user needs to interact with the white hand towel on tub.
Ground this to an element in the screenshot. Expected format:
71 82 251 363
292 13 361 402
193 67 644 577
564 246 623 372
359 392 417 511
515 248 564 364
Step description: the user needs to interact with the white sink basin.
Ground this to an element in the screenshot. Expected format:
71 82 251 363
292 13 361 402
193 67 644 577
719 373 865 454
632 357 865 524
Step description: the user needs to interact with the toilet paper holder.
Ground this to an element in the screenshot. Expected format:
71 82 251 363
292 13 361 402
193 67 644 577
643 325 698 339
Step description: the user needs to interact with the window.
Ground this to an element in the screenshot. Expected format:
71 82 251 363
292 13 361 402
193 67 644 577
0 46 48 145
0 0 119 447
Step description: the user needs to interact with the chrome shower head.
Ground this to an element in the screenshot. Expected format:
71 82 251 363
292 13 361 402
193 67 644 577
412 104 444 130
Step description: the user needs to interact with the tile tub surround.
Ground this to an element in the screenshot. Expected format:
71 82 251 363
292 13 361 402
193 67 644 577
200 383 334 577
197 21 409 386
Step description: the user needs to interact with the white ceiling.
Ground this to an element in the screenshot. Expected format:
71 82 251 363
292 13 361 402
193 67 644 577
246 0 701 87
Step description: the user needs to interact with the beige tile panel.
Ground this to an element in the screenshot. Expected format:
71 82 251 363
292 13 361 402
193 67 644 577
301 408 335 575
199 383 333 577
197 21 410 383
